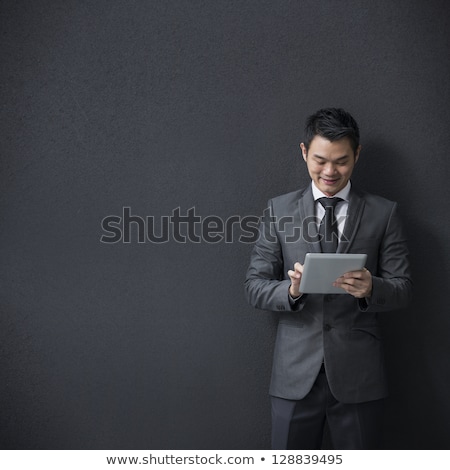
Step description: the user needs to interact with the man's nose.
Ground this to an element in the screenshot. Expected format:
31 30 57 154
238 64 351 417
323 163 336 174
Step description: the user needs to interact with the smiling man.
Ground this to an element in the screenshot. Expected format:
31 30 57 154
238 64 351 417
245 108 412 450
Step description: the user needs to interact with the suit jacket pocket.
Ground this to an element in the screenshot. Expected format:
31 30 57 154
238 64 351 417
277 323 305 341
350 325 382 340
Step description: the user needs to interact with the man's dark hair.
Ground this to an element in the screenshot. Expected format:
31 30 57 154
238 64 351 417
303 108 360 154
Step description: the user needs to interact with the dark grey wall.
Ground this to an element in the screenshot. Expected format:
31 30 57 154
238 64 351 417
1 0 449 449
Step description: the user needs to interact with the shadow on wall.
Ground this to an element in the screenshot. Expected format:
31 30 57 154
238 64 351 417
354 139 450 449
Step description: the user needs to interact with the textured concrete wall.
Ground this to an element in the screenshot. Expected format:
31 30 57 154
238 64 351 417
1 0 449 449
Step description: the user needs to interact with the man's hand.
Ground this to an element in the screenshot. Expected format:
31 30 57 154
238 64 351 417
288 262 304 298
333 267 372 298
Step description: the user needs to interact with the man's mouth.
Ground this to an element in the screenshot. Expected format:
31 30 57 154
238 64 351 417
321 178 339 185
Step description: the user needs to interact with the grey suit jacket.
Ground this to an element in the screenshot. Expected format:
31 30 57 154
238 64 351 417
244 185 412 403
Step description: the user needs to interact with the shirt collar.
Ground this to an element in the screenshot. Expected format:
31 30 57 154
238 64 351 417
311 180 351 202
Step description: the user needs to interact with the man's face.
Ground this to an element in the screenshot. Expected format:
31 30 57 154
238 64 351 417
300 135 361 196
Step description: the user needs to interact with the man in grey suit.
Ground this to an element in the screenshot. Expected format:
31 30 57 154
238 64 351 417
244 108 412 450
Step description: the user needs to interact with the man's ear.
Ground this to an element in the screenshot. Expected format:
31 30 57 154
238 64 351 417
300 143 308 162
354 145 362 164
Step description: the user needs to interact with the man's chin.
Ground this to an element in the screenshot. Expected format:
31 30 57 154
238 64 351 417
319 184 341 196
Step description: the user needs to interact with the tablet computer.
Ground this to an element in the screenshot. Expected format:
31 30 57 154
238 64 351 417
299 253 367 294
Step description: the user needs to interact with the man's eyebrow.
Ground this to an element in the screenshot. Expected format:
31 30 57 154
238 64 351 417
312 154 350 161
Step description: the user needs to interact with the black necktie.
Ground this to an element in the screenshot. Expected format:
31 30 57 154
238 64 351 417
318 197 342 253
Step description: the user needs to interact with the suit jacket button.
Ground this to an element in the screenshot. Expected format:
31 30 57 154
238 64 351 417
324 324 331 331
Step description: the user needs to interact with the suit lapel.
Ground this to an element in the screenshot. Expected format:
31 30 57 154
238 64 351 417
297 185 321 253
337 187 365 253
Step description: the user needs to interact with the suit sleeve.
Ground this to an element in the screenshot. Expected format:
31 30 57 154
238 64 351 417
360 202 412 312
244 200 306 312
